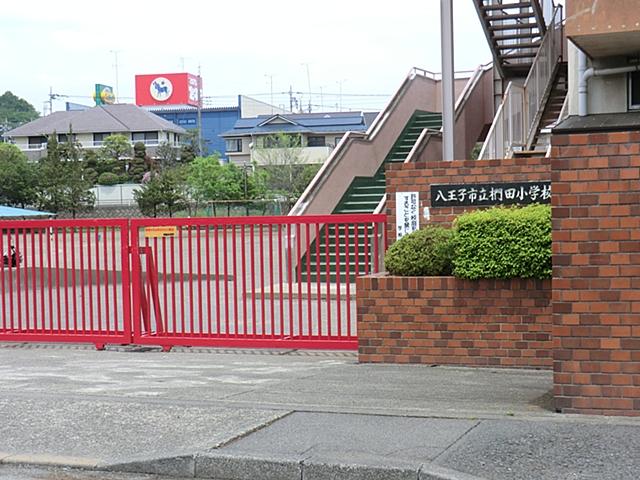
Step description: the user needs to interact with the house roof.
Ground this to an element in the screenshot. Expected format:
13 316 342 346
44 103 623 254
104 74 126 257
221 111 377 137
4 104 186 137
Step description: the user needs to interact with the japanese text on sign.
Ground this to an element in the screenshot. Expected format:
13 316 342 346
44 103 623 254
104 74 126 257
144 226 178 238
396 191 419 240
430 181 551 207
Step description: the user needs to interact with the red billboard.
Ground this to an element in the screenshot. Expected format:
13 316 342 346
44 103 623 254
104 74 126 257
135 73 202 107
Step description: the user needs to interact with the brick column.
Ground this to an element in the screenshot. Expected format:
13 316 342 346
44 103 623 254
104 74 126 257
552 131 640 416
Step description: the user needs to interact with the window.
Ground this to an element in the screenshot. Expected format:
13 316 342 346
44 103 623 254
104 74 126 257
93 132 111 145
630 71 640 110
57 133 76 143
28 136 47 149
226 138 243 153
307 136 326 147
335 136 344 146
132 131 159 144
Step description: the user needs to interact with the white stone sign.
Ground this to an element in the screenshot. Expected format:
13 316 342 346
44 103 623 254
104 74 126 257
396 191 419 240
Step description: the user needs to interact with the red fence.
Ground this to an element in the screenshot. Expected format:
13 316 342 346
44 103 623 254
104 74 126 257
0 214 386 350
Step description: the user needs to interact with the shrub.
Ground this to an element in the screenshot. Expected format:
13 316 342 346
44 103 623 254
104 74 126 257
384 226 456 276
97 172 120 186
453 204 551 280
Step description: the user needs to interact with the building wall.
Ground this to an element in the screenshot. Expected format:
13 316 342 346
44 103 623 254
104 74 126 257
566 0 640 58
567 43 629 116
551 130 640 416
239 95 287 118
226 133 346 166
357 275 552 368
154 108 240 158
356 156 553 368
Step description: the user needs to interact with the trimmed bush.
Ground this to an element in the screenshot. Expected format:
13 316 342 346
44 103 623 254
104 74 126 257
453 204 551 279
384 226 456 276
97 172 120 186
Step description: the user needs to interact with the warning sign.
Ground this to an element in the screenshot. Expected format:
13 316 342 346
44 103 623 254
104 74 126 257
144 226 178 238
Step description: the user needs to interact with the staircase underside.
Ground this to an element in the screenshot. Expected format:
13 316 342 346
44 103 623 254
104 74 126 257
475 0 546 79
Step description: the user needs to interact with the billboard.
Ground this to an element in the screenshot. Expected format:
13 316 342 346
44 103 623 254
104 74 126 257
135 73 202 107
94 84 115 105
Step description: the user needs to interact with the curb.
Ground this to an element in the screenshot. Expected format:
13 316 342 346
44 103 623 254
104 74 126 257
0 452 100 469
106 452 488 480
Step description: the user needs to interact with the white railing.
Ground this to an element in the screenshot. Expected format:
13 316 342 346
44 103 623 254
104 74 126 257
27 143 47 150
524 4 563 146
479 4 563 159
478 82 526 159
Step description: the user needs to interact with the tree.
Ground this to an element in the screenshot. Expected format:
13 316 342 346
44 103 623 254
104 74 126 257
37 133 95 217
155 141 179 169
99 134 132 178
252 133 317 198
0 91 39 135
129 142 150 183
134 167 187 217
177 128 208 162
186 155 224 205
0 143 38 207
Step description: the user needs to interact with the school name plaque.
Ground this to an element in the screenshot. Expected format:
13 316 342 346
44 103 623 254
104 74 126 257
430 181 551 207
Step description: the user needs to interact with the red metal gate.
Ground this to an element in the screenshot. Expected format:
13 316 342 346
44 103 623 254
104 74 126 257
0 214 386 350
0 219 131 348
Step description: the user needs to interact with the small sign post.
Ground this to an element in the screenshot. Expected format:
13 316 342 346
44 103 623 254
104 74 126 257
395 191 419 240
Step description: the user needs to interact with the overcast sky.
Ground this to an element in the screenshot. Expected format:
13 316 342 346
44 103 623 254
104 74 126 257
2 0 493 114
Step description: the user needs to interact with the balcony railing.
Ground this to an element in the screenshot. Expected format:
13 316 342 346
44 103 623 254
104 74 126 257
479 4 563 159
18 140 181 152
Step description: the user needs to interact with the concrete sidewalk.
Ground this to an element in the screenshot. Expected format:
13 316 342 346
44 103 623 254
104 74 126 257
0 343 638 479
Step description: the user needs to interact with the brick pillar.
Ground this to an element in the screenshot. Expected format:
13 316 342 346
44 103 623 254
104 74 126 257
552 131 640 416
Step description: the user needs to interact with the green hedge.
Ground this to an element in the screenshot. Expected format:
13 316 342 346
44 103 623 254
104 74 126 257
453 204 551 279
97 172 121 186
384 226 455 276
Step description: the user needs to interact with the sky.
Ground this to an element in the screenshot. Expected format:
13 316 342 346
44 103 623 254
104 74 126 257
2 0 493 115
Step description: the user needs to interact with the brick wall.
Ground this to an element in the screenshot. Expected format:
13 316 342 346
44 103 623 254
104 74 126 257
357 275 552 367
385 157 551 241
552 130 640 416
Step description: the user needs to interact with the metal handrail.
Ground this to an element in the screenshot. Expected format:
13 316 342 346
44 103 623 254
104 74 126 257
479 4 563 160
524 4 563 146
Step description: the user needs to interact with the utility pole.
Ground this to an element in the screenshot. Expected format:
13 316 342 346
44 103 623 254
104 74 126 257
336 79 347 111
197 64 203 155
302 63 312 113
110 50 121 103
265 74 274 113
440 0 455 161
289 86 294 113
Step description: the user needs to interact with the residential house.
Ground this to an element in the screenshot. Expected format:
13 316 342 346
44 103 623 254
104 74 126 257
221 111 378 166
2 103 186 161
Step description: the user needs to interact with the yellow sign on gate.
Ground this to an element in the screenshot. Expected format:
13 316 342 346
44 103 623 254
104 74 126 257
144 226 178 238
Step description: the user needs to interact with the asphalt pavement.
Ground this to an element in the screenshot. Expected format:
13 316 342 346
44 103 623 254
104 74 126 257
0 342 638 480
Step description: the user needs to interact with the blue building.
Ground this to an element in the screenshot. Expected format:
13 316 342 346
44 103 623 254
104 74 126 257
148 96 285 160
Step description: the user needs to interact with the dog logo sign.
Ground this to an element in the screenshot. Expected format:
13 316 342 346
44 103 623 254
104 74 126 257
150 77 173 102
